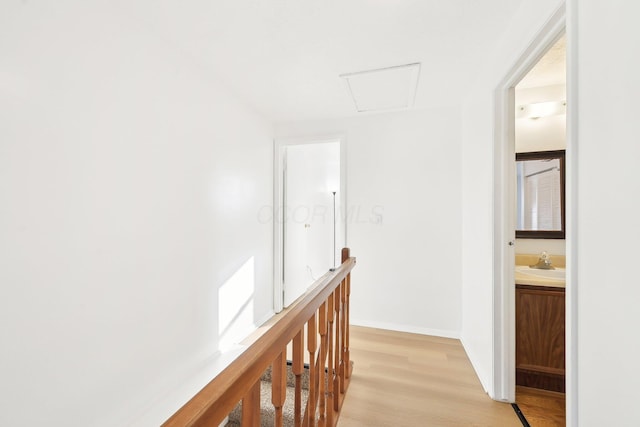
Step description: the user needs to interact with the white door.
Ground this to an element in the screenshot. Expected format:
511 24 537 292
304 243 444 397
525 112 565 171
283 142 341 307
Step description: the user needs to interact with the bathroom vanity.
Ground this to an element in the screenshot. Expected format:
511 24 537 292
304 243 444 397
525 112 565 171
515 263 565 393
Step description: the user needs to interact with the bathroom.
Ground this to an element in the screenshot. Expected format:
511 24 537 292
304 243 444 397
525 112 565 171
513 36 566 425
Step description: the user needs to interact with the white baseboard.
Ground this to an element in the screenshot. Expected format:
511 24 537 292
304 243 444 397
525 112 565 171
350 318 460 339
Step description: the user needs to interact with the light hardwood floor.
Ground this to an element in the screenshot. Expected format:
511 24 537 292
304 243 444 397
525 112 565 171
338 326 522 426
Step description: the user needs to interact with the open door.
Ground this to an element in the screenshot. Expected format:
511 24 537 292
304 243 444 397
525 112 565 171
492 5 566 405
275 140 343 309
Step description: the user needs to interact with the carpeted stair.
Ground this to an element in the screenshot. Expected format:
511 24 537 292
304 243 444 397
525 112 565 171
226 363 310 427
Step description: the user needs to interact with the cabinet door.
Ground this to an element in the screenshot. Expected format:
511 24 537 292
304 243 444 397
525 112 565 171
516 285 565 392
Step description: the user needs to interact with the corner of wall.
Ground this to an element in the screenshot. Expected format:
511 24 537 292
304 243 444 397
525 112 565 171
459 335 493 396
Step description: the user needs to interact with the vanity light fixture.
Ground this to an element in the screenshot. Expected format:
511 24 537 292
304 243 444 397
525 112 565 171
340 63 421 113
516 100 567 120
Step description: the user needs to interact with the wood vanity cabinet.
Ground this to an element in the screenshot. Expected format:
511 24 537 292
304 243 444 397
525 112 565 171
516 284 565 392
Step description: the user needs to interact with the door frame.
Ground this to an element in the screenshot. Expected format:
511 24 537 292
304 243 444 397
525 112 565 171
273 135 347 313
492 1 572 408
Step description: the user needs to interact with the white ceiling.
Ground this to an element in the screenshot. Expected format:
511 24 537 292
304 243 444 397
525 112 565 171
518 35 566 89
118 0 526 122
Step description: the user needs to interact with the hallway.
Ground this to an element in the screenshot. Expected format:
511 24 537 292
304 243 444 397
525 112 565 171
339 326 521 426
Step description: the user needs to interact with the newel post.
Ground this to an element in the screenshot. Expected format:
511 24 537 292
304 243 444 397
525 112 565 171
341 247 350 263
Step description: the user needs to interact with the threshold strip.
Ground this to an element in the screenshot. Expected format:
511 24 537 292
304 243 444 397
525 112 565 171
511 403 531 427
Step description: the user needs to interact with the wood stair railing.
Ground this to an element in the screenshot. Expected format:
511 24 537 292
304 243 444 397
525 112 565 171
163 248 356 427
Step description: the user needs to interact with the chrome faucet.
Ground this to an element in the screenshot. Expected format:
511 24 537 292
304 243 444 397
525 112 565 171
530 251 555 270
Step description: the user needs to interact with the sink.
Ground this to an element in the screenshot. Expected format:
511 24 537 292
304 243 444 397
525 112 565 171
515 266 566 280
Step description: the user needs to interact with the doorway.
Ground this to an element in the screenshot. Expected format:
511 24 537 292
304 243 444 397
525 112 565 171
273 137 347 312
513 33 567 400
492 4 575 425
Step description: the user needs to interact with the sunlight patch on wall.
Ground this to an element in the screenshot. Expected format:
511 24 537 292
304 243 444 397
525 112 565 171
218 257 255 351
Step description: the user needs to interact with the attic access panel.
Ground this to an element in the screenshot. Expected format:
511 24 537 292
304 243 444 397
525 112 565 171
340 63 421 113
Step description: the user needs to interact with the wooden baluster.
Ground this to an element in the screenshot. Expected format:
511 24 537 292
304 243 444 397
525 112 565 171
342 248 351 380
326 291 335 426
318 302 327 424
293 329 304 427
345 270 352 380
333 286 341 412
242 380 261 427
272 349 287 427
340 275 347 394
307 314 317 427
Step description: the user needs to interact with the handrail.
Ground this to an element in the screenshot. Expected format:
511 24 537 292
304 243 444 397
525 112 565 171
163 248 356 427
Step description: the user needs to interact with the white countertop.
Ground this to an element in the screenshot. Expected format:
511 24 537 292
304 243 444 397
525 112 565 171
515 265 566 288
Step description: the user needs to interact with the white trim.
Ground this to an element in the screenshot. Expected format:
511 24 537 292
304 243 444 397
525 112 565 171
565 0 578 424
492 3 566 404
273 134 348 313
350 318 459 340
273 138 284 313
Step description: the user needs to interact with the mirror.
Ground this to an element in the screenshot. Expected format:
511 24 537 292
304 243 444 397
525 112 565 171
516 150 565 239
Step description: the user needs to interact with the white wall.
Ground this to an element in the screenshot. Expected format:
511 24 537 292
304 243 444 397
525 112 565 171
277 108 462 338
0 3 273 426
573 1 640 425
515 84 567 152
460 0 564 394
515 238 565 256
